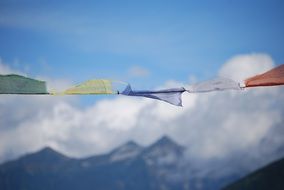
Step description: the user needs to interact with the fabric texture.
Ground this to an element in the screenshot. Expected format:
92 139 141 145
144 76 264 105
245 64 284 87
187 77 241 93
0 74 47 94
63 79 114 94
121 85 186 106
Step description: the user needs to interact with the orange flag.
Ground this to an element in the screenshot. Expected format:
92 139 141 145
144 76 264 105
245 64 284 87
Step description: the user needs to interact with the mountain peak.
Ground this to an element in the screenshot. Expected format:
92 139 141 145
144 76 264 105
36 146 64 157
155 135 176 146
124 140 141 148
38 147 57 154
113 140 142 151
109 140 143 162
20 146 69 165
142 136 184 165
148 135 182 150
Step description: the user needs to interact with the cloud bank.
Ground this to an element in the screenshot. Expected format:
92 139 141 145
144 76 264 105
0 54 284 178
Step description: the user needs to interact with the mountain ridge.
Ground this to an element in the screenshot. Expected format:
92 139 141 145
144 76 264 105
1 135 275 190
0 136 193 190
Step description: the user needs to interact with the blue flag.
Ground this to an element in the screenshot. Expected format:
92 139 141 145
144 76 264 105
121 85 186 106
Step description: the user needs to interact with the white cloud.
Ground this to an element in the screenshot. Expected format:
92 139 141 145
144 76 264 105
219 53 274 81
0 54 284 180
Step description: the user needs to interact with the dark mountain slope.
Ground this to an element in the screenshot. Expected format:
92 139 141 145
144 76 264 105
223 157 284 190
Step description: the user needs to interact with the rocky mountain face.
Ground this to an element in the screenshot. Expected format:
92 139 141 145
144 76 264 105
0 136 239 190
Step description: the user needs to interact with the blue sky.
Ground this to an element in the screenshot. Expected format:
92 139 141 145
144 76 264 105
1 0 284 90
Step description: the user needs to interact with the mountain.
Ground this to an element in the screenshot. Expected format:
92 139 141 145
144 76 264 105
223 157 284 190
109 141 143 162
0 136 239 190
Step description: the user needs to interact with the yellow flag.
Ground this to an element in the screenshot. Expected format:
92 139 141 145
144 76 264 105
63 79 114 95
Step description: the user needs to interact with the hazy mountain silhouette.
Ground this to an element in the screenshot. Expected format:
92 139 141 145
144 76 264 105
2 135 282 190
